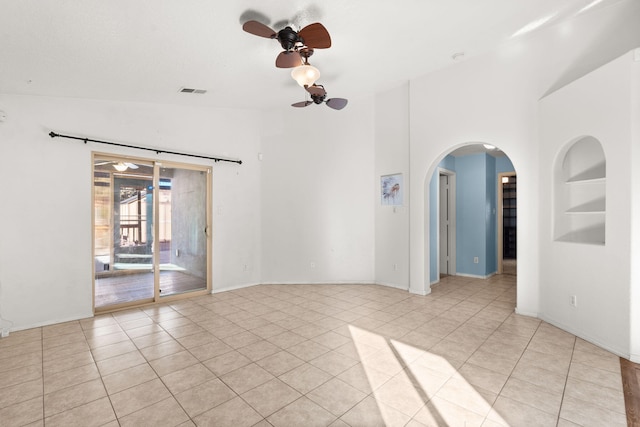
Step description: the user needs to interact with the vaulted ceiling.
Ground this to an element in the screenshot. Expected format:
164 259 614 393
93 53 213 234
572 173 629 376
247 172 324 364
0 0 631 110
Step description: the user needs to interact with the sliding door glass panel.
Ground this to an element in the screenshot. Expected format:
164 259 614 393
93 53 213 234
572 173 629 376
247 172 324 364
158 165 209 297
94 156 155 309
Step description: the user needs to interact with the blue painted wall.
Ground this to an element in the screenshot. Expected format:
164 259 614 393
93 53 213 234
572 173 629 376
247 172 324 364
455 154 488 277
429 152 515 283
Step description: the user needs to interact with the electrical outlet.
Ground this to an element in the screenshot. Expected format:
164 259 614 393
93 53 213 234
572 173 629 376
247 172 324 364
310 261 316 269
570 295 577 307
473 257 479 264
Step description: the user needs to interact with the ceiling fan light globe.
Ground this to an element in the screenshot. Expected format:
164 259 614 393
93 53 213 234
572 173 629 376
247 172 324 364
291 64 320 87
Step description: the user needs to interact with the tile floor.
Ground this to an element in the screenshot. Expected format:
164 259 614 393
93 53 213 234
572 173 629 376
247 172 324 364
0 275 627 426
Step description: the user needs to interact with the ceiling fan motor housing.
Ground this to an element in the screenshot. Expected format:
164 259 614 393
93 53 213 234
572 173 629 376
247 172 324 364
277 27 300 51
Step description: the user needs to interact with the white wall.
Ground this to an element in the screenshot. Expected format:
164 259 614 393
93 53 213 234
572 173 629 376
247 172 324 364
0 94 262 330
374 83 410 290
629 50 640 362
260 97 375 284
374 1 640 317
539 51 636 357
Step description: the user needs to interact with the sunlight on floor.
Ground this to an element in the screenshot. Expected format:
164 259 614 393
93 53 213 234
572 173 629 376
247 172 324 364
350 324 509 425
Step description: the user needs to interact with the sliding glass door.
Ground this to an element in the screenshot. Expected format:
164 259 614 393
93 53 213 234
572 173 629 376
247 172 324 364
93 154 211 312
158 165 209 298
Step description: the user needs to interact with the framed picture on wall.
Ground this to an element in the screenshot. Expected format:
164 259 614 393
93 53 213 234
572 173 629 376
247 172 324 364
381 173 403 206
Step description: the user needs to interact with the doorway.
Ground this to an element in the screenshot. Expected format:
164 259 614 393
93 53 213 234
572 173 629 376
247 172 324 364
93 154 212 312
498 173 517 275
438 170 456 277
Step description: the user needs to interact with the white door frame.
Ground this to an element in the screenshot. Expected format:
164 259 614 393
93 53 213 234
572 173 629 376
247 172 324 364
437 168 456 279
497 172 516 274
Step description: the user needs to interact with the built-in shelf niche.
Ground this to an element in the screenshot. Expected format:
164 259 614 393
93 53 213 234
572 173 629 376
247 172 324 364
555 136 606 245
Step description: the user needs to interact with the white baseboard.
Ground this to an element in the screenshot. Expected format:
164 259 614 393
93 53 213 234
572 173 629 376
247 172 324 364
211 282 261 293
539 313 630 359
374 281 409 291
456 272 497 280
514 307 539 318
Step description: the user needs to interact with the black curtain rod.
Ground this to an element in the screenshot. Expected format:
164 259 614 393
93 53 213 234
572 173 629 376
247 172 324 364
49 131 242 165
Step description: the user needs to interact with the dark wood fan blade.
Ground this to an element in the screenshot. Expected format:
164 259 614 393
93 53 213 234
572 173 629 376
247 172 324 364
276 51 303 68
305 84 326 97
242 20 276 38
326 98 348 110
292 101 312 108
298 23 331 49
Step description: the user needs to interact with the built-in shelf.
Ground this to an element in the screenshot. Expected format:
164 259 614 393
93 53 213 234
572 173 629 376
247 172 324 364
554 136 606 245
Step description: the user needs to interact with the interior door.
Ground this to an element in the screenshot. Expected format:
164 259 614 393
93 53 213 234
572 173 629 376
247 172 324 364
439 174 450 275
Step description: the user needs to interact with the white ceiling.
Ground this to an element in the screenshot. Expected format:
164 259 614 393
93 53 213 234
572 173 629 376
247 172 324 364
0 0 627 110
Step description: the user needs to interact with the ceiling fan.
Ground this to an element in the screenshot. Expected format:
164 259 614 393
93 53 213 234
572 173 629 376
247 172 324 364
242 20 331 68
292 84 348 110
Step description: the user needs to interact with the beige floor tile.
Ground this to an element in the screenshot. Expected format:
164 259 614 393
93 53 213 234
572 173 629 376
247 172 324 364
267 330 308 349
203 350 252 376
0 396 43 426
175 331 218 349
568 360 623 391
0 364 42 390
338 362 392 394
559 395 627 426
109 378 171 418
372 373 426 417
0 351 42 373
413 396 485 427
487 396 558 427
195 396 263 427
131 330 175 349
139 339 185 361
161 362 216 394
340 395 411 427
435 377 496 417
405 363 452 397
0 340 42 361
102 363 158 395
44 378 106 417
82 323 124 339
221 362 275 394
309 350 359 376
86 331 130 349
43 363 100 394
44 396 116 427
563 376 626 414
510 360 567 394
455 362 509 395
308 377 367 417
287 339 331 361
571 349 622 374
119 396 189 427
175 378 237 418
267 396 336 427
96 350 146 376
0 377 42 409
517 348 572 376
148 350 198 376
236 339 280 361
188 339 233 361
43 350 94 376
256 350 305 376
43 340 90 362
465 349 518 376
279 363 333 394
500 377 562 416
241 378 302 417
90 340 137 362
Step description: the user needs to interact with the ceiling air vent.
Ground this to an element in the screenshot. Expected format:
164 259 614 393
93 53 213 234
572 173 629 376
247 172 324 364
179 87 207 94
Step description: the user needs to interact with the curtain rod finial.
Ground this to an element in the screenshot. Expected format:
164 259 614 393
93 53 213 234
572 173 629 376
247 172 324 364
49 131 57 138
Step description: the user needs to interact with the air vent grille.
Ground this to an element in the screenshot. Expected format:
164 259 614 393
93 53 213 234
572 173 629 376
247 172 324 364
180 87 207 94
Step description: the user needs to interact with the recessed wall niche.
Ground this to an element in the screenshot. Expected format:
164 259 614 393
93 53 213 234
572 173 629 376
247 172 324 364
554 136 606 245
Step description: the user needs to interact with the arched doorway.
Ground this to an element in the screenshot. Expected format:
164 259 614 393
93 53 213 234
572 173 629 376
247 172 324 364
427 143 517 285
